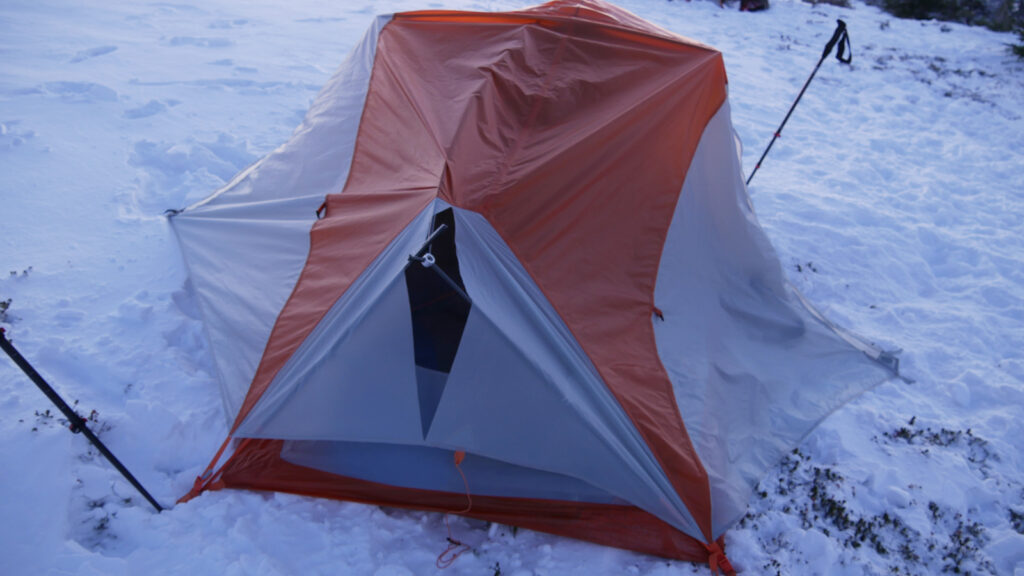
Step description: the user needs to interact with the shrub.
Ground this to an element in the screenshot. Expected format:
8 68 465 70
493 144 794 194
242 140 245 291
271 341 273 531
875 0 1022 31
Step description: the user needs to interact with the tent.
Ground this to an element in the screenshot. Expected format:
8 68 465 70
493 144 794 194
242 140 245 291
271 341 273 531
170 1 897 571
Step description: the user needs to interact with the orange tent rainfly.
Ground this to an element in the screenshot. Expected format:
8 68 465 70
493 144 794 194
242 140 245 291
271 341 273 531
170 1 897 572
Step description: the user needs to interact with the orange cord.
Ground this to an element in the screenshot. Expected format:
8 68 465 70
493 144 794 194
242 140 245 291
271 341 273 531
452 450 472 513
436 451 473 569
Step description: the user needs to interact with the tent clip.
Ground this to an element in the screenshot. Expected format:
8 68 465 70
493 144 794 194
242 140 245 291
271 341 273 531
406 224 472 304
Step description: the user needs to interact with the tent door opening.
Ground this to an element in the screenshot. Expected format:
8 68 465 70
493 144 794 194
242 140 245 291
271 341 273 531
404 208 471 438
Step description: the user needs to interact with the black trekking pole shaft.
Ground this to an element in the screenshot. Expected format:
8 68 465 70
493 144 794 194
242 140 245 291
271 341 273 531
746 20 849 186
0 328 164 512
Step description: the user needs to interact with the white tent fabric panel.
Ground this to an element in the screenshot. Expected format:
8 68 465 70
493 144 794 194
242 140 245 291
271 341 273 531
437 209 703 540
233 275 421 443
169 16 389 420
170 206 322 424
234 203 436 441
653 100 894 537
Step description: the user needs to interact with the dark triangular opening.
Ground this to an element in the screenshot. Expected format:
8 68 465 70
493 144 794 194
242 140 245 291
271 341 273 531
404 208 471 437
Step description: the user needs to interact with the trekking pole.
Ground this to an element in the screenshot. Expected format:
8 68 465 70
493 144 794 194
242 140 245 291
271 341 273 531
0 327 164 512
746 19 852 186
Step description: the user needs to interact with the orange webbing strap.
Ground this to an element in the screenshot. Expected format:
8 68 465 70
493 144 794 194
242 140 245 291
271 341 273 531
177 436 234 504
436 450 472 569
704 541 737 576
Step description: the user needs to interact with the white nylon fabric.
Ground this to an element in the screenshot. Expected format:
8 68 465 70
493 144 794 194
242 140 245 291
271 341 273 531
169 16 390 420
442 209 703 540
653 100 894 537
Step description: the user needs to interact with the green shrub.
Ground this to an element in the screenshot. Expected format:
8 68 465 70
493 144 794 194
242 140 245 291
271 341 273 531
883 0 988 25
877 0 1022 32
1013 23 1024 58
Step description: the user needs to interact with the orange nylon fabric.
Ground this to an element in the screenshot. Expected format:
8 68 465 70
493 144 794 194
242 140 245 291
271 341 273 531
387 6 727 540
216 439 718 562
228 0 727 544
231 189 437 431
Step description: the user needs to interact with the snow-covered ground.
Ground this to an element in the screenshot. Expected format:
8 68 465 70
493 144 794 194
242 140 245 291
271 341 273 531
1 0 1022 574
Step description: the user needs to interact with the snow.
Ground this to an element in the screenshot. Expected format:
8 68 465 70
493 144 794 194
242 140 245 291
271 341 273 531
1 0 1022 574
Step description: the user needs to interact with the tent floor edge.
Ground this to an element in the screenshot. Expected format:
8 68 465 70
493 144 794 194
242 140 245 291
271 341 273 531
215 438 713 562
176 435 236 504
704 539 737 575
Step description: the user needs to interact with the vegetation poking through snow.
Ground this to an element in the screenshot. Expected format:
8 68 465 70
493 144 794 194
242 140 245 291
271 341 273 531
796 261 820 273
27 401 110 439
741 445 1000 575
1013 23 1024 57
878 417 999 479
74 494 121 550
2 267 31 324
31 408 56 432
873 0 1022 31
0 298 12 323
1008 507 1024 534
929 504 996 575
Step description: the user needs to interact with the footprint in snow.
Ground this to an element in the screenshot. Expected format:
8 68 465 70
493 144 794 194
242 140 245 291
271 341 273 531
295 16 347 23
70 45 117 63
167 36 233 48
127 133 256 211
208 18 249 29
53 309 86 328
124 100 167 120
42 81 117 103
0 121 37 149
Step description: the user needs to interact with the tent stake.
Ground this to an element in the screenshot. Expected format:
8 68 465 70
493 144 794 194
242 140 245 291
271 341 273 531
746 19 851 187
0 328 164 512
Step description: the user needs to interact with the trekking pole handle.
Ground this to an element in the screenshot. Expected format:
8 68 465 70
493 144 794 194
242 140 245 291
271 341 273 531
822 20 850 62
746 19 851 187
